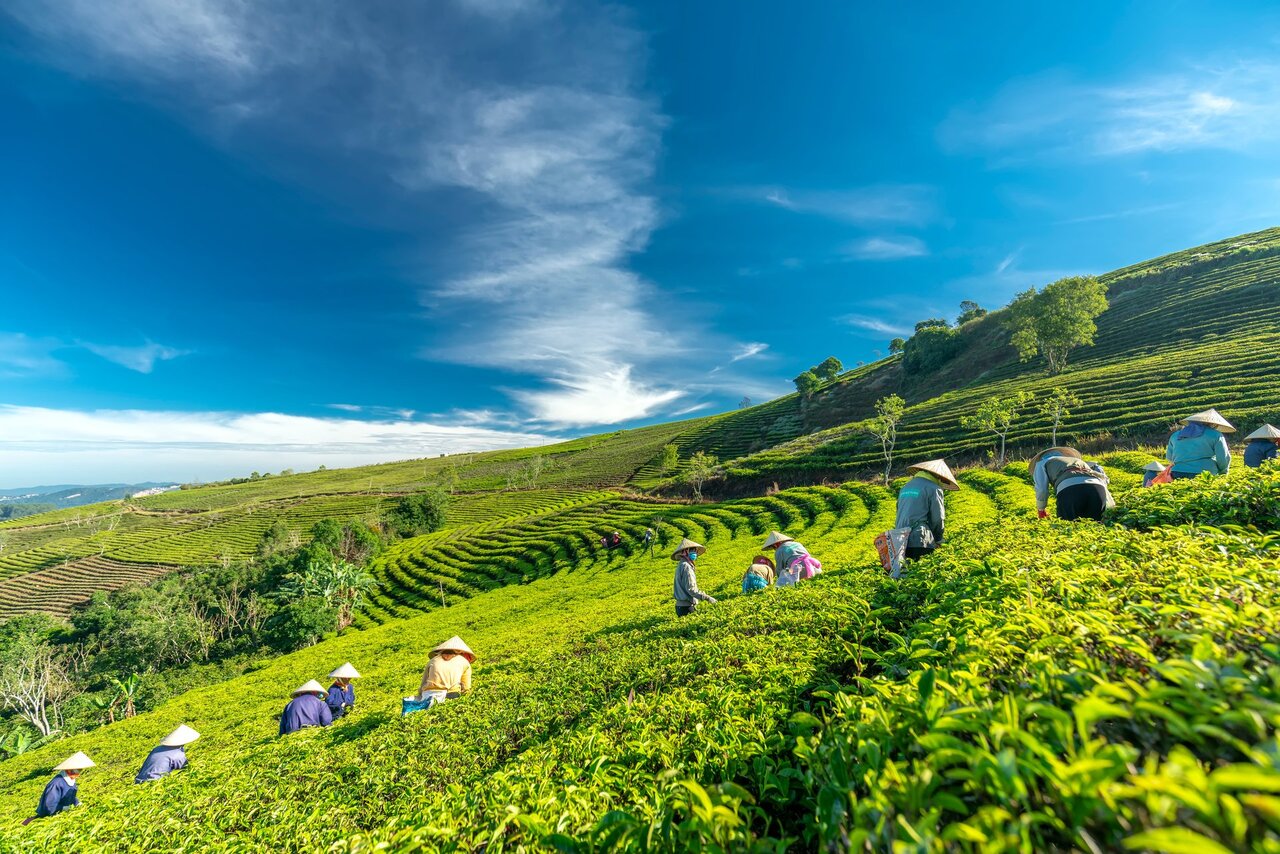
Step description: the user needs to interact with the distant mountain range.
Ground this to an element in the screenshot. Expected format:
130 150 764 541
0 482 179 510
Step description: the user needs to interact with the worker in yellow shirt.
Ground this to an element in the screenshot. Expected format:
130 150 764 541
418 636 474 707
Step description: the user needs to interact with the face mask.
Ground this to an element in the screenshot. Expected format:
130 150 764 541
687 551 697 562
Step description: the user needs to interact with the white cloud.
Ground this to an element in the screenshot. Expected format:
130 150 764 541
0 404 552 484
842 236 928 261
512 363 682 427
80 340 189 373
326 403 363 412
940 62 1280 160
759 184 937 226
730 342 768 363
9 2 685 430
841 315 913 337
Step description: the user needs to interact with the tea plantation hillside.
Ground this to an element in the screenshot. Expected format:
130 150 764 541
0 420 704 616
2 462 1279 852
660 227 1280 489
3 227 1279 616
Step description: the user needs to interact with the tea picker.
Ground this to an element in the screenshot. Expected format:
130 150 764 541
888 459 958 567
1031 446 1112 521
404 636 474 715
279 679 333 735
762 531 821 587
25 752 94 823
671 538 715 617
1166 408 1234 478
326 663 361 719
135 724 200 783
1244 424 1280 468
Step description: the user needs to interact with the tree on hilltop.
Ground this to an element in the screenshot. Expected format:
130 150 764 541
1039 387 1081 445
793 370 821 397
888 337 906 355
961 390 1034 466
914 318 949 332
868 394 906 486
1006 275 1108 375
387 488 448 538
814 356 843 382
957 300 987 325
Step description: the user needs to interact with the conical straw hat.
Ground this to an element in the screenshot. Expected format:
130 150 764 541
328 663 361 679
431 636 475 662
1028 446 1082 469
1183 408 1235 432
669 538 706 560
761 531 794 549
160 724 201 747
292 679 326 697
54 752 95 772
906 459 959 490
1245 424 1280 441
1143 461 1167 472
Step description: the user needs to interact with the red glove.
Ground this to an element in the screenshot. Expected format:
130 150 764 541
1037 509 1048 519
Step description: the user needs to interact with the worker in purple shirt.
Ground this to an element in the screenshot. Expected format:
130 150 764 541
325 663 360 719
135 724 199 783
279 679 332 735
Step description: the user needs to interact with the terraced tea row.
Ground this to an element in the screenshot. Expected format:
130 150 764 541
0 557 178 618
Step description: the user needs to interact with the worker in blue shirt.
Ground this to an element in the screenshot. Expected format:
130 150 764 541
29 752 94 823
279 680 332 735
135 725 199 783
326 663 360 719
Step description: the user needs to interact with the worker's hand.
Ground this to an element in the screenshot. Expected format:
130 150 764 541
1037 509 1048 519
708 596 718 604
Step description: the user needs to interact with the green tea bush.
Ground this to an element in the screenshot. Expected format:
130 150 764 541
1110 463 1280 531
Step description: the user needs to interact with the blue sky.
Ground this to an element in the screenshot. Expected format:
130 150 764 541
2 1 1279 484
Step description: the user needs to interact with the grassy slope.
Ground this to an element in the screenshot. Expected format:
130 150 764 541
2 459 1279 852
680 227 1280 488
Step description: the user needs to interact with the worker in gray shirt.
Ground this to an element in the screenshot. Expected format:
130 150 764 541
671 538 716 617
895 459 959 560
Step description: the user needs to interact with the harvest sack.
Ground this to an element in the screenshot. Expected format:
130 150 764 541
1151 465 1174 485
402 691 447 716
875 527 911 579
742 571 769 593
790 553 823 580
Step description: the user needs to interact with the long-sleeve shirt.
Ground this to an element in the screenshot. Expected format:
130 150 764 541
1166 427 1230 475
1032 455 1108 511
673 559 714 607
134 746 188 783
1245 439 1279 468
420 655 472 695
36 773 79 817
326 683 355 718
895 475 945 548
279 693 333 736
773 541 810 574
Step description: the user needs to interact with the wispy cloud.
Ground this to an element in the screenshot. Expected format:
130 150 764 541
0 333 66 379
940 61 1280 161
8 1 683 429
0 404 553 484
79 340 189 373
730 342 768 363
756 184 938 226
842 235 928 261
1055 202 1181 225
841 315 913 337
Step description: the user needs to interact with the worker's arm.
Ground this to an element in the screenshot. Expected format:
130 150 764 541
1214 436 1231 474
930 486 946 544
1088 462 1109 484
684 565 716 603
461 664 472 694
419 666 433 696
1032 461 1050 512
